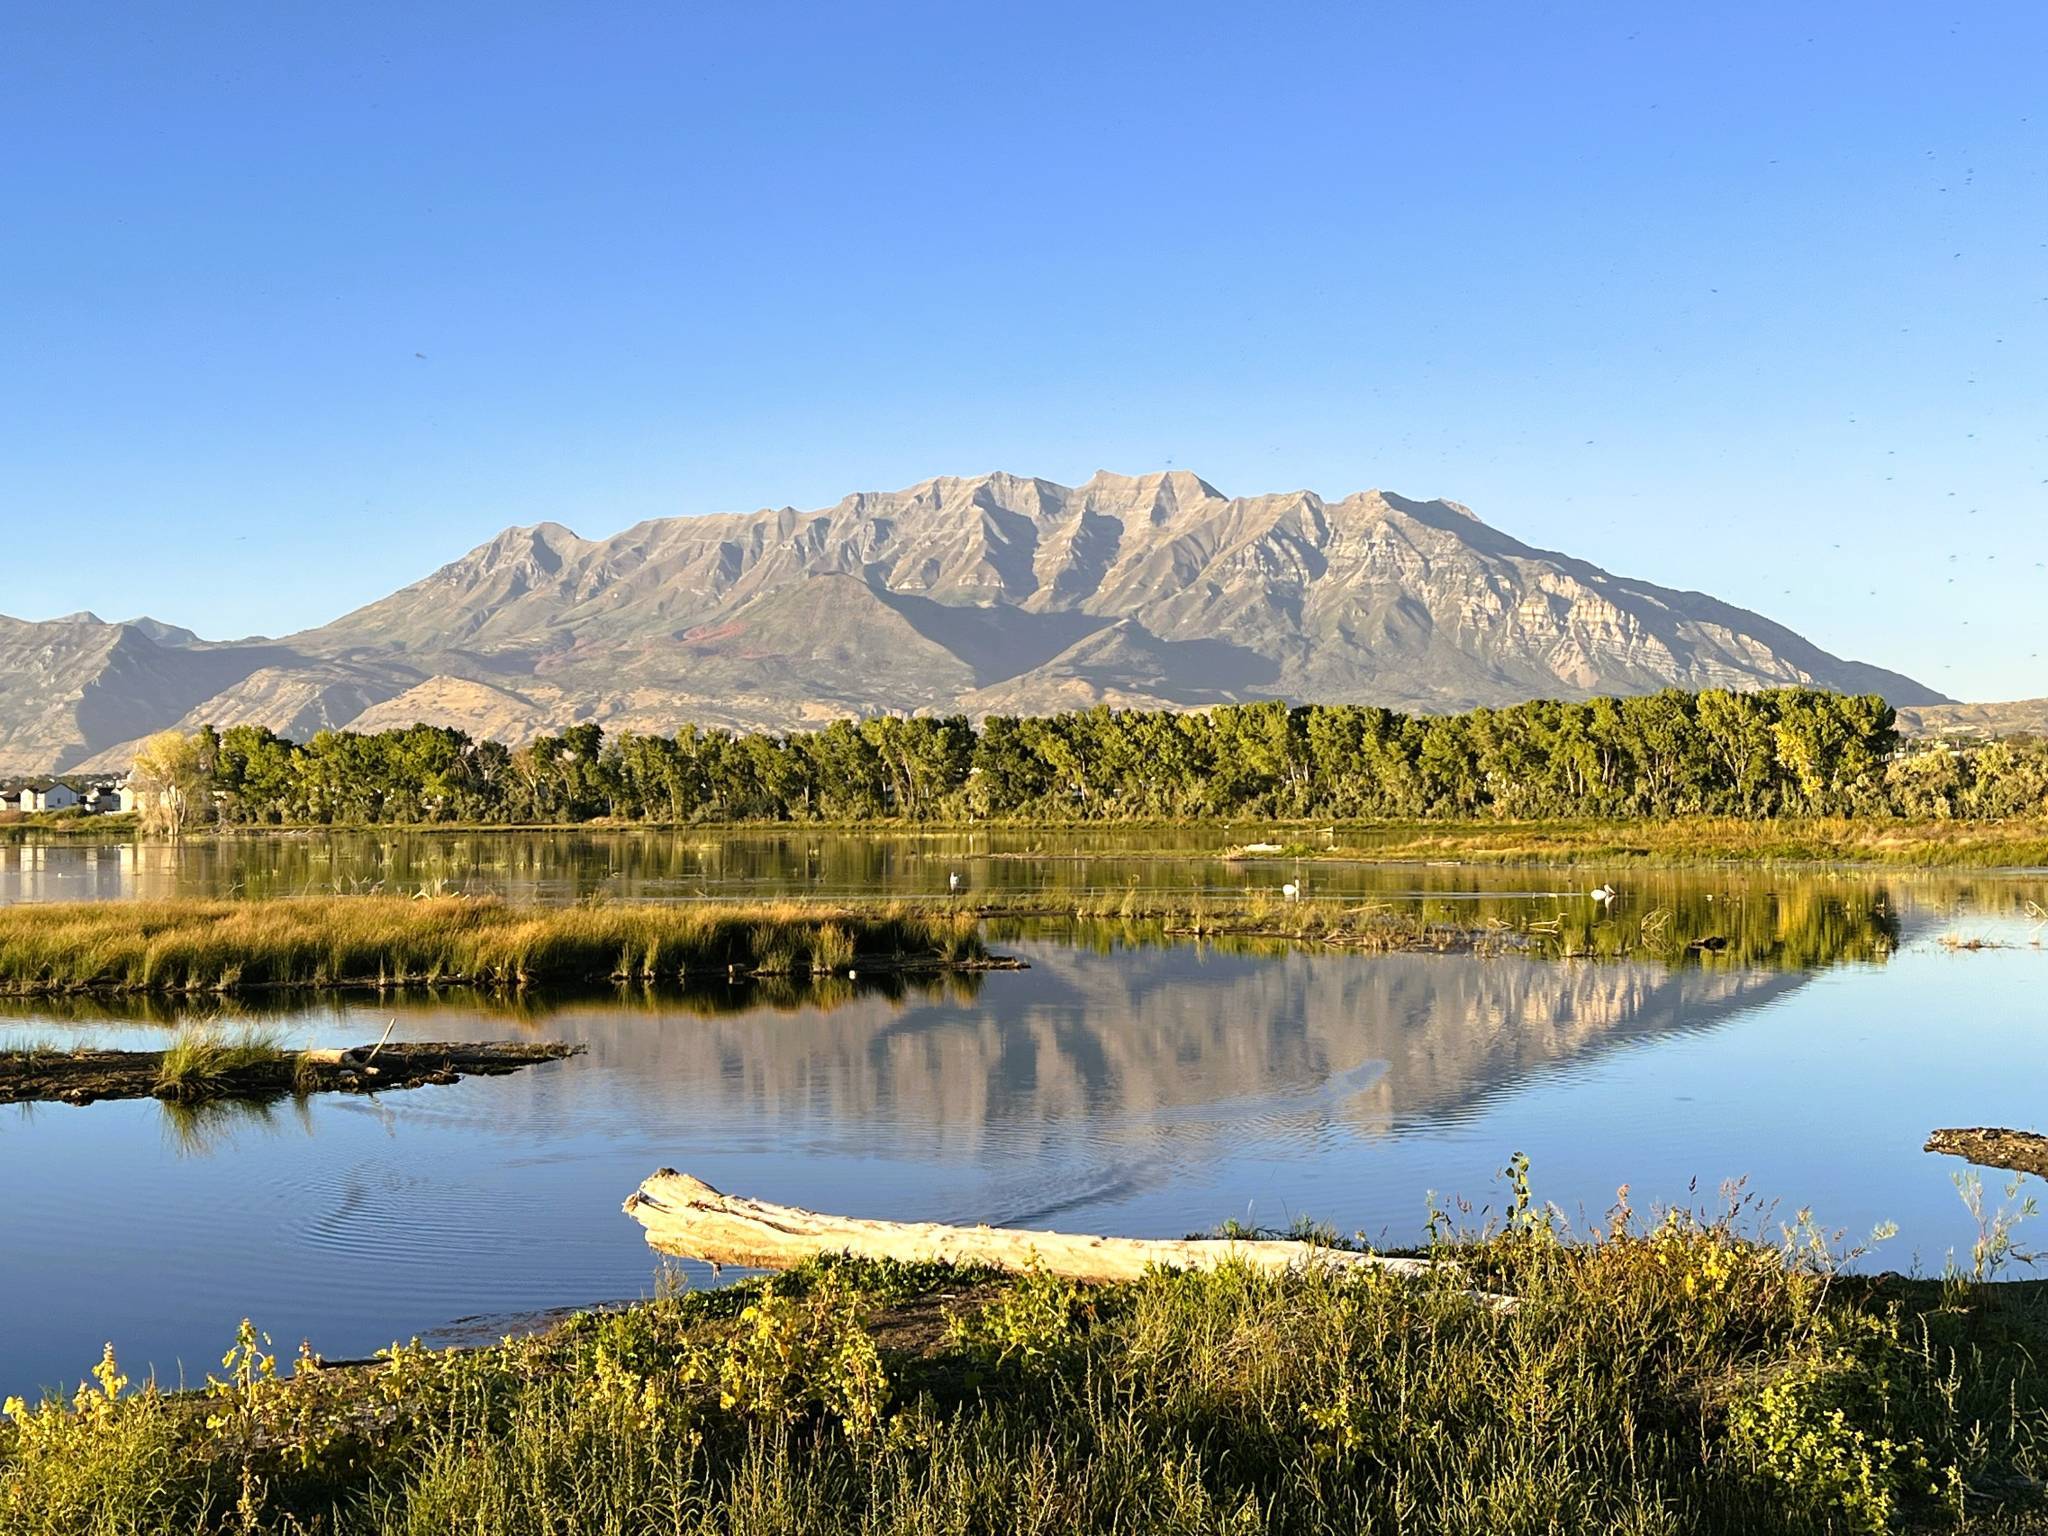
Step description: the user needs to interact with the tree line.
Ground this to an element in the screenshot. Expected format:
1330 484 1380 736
121 688 2048 830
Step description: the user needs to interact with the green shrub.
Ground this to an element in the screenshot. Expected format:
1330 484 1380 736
716 1271 890 1440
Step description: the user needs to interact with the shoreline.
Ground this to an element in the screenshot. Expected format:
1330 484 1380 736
6 1221 2043 1532
7 814 2048 870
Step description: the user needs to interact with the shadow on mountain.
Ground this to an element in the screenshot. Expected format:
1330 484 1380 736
965 618 1282 705
872 588 1112 687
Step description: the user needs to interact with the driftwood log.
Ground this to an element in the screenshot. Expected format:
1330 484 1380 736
624 1171 1505 1304
1927 1127 2048 1181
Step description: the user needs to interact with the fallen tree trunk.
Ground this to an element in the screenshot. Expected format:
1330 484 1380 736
1927 1127 2048 1181
624 1171 1503 1302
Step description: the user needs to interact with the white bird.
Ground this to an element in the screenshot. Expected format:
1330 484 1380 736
1590 885 1617 905
948 872 961 893
1282 882 1300 900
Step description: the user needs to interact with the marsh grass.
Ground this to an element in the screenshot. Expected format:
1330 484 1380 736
0 1032 87 1065
0 897 991 996
4 1188 2045 1536
1037 815 2048 870
153 1026 288 1095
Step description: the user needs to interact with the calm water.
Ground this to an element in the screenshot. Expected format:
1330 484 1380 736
2 831 2045 1397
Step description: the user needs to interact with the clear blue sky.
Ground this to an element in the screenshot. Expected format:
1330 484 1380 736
5 3 2044 701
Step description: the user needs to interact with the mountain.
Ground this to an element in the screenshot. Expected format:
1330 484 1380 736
0 614 408 776
0 471 1945 775
1897 698 2048 739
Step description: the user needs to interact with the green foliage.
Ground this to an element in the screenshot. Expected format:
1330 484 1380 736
154 1026 286 1093
0 1346 192 1533
126 687 2048 833
1726 1310 1952 1534
946 1269 1098 1375
717 1271 891 1439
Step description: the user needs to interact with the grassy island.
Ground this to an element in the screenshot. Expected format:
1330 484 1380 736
0 897 993 997
4 1192 2044 1535
0 1028 582 1105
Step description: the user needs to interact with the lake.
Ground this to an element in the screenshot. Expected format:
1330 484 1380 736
3 830 2044 1398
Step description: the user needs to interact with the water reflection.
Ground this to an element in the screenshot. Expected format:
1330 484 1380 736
3 947 1813 1166
0 970 990 1030
0 828 1952 986
2 846 2043 1400
4 827 2038 920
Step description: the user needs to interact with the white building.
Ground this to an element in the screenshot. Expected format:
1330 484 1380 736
15 782 81 814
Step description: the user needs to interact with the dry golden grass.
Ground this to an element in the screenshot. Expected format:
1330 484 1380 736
0 897 988 995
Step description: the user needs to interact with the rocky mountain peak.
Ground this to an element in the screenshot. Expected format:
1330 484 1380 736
0 469 1945 774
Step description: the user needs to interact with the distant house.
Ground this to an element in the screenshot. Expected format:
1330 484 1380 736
15 782 81 814
83 785 123 815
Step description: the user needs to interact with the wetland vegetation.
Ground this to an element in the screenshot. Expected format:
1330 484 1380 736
1208 816 2048 869
5 1186 2046 1536
0 874 1912 1000
0 897 993 997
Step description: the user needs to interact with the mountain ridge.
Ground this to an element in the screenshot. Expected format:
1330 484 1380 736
0 470 1946 775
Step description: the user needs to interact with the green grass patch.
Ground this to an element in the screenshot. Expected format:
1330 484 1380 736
152 1026 288 1095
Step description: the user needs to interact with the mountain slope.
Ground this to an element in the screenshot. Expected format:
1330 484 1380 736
0 614 346 775
295 470 1939 719
0 471 1944 773
1897 698 2048 738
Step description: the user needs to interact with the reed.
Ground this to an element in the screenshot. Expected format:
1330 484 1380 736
153 1026 287 1094
0 897 991 997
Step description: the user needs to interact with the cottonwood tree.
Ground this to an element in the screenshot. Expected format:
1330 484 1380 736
128 729 210 838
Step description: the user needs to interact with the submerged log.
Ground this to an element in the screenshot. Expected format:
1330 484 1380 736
1927 1127 2048 1181
624 1171 1497 1300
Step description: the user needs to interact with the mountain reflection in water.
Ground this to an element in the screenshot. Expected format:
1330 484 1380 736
2 859 2043 1401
